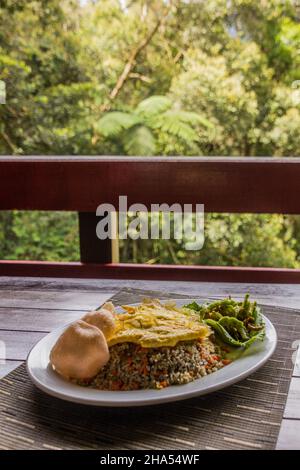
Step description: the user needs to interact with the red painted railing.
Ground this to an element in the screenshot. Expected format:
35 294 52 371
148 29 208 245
1 156 300 283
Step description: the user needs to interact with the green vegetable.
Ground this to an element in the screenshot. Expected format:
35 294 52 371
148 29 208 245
251 303 264 326
184 294 265 348
205 319 246 347
218 317 249 341
242 328 265 348
185 301 202 312
203 298 239 317
238 293 251 320
184 301 205 320
210 311 223 321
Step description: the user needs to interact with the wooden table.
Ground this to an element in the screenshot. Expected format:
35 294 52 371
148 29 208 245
0 276 299 450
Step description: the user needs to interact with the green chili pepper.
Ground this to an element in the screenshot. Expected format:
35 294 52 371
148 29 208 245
210 311 223 321
206 298 238 316
205 319 245 347
238 293 251 320
206 318 264 348
218 316 249 341
184 294 265 348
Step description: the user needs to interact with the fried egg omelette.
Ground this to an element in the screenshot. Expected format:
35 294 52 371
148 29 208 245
107 299 209 348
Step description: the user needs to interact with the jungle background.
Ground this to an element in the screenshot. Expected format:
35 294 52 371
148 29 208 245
1 0 300 267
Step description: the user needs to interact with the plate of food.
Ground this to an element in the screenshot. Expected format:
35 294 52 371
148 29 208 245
27 295 277 407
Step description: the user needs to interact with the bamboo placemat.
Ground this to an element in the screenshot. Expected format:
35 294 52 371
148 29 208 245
0 287 299 450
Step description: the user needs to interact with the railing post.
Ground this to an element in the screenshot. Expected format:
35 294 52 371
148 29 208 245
78 212 119 263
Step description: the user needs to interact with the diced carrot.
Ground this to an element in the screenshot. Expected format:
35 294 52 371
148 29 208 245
212 355 220 361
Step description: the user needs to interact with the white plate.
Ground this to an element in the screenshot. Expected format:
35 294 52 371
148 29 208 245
27 300 277 407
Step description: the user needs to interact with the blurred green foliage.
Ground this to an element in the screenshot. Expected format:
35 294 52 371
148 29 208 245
0 211 79 261
0 0 300 267
120 213 300 268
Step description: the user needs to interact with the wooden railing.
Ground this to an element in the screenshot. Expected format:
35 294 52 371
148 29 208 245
1 156 300 283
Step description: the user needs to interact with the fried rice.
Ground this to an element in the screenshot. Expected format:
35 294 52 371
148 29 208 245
78 338 226 391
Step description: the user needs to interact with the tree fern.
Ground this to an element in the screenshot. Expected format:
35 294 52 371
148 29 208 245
161 118 199 142
123 125 156 156
150 110 210 142
136 95 172 117
97 96 213 153
97 111 141 137
170 110 213 128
